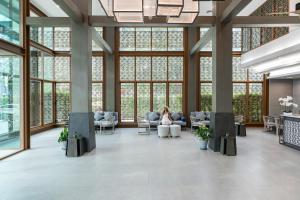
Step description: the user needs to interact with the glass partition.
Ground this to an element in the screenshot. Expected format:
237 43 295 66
0 51 21 151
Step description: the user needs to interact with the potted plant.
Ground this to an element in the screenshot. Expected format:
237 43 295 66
278 96 298 115
195 125 211 150
58 128 69 150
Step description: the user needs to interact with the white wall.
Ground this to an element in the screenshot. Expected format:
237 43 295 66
269 79 293 116
293 79 300 113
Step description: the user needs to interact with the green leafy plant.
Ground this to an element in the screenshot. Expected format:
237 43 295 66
195 125 211 141
58 128 69 143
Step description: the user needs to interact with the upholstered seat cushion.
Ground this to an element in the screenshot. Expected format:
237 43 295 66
173 121 187 126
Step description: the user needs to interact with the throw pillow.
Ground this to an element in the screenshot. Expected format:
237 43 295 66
196 112 205 121
94 112 104 121
149 112 159 121
104 112 113 120
171 112 181 121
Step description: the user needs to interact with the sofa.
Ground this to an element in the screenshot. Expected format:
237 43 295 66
144 111 187 128
190 111 211 131
94 112 118 133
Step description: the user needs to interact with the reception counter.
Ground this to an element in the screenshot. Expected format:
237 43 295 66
283 115 300 150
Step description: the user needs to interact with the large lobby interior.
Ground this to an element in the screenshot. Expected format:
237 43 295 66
1 0 300 200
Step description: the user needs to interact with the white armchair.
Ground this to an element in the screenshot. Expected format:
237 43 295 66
137 116 151 135
263 116 276 132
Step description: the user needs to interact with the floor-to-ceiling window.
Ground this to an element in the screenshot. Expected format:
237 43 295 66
29 26 71 128
117 27 185 123
92 27 104 112
198 28 265 124
0 0 23 158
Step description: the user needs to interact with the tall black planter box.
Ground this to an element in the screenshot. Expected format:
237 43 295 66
66 137 86 157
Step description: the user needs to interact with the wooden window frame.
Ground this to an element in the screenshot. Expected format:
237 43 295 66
116 27 188 126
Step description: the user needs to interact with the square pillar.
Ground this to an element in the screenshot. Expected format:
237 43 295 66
210 1 235 152
70 0 95 151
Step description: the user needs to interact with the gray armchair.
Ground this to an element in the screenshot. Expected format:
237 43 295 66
190 111 210 131
94 112 118 134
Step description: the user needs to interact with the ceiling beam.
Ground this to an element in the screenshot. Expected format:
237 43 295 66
221 0 252 24
89 16 216 27
232 16 300 27
91 28 113 54
53 0 83 23
26 17 71 27
190 28 212 56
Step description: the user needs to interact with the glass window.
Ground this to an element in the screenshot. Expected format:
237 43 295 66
136 57 151 81
232 57 247 81
200 57 212 81
136 28 151 51
55 56 70 81
232 28 242 51
121 83 135 122
168 28 184 51
92 27 103 51
200 28 212 51
152 28 167 51
153 83 166 112
54 27 70 51
233 83 247 117
119 28 135 51
137 83 150 117
92 56 103 81
44 54 54 81
43 82 53 124
43 27 54 49
120 56 135 81
0 52 21 150
56 83 70 123
249 83 263 123
0 0 21 45
200 83 212 112
168 57 183 81
152 57 167 81
30 47 43 79
92 83 103 112
169 83 182 112
30 80 41 127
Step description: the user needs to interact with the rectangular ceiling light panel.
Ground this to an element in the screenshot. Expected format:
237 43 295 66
113 0 143 22
167 0 199 23
156 0 183 16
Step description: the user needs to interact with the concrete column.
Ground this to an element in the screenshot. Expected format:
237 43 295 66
209 1 235 152
104 27 115 111
71 0 92 112
187 27 198 116
69 0 95 152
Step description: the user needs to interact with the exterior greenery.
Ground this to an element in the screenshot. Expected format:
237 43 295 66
201 94 263 123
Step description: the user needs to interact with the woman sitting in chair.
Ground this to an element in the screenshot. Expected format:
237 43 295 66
161 106 173 125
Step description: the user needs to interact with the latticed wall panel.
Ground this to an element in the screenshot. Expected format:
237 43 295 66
56 83 70 123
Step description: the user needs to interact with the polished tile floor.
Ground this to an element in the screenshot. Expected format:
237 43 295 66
0 128 300 200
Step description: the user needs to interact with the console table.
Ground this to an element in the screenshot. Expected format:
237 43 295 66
283 115 300 150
